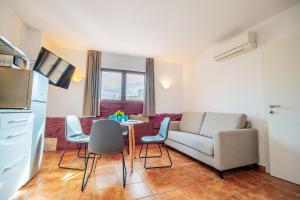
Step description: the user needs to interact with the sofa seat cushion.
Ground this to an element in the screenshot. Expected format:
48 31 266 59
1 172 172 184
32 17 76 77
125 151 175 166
167 131 214 156
200 112 247 138
179 112 205 134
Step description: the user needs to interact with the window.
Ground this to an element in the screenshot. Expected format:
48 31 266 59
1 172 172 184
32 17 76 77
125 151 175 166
100 69 145 102
100 71 122 100
126 73 145 101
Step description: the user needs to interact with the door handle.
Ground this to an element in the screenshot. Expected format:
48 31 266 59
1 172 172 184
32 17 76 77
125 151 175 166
1 155 26 175
269 105 281 109
8 119 28 124
6 131 27 140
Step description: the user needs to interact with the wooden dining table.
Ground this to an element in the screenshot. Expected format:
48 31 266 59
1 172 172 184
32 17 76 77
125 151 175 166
121 120 143 172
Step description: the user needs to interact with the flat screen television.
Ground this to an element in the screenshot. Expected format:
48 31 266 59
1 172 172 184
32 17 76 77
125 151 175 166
33 47 75 89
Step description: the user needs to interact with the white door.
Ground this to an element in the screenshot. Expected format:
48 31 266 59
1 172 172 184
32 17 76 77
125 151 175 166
262 33 300 184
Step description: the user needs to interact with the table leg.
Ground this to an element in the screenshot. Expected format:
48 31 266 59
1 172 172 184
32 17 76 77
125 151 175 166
128 126 133 171
94 156 98 170
132 126 136 158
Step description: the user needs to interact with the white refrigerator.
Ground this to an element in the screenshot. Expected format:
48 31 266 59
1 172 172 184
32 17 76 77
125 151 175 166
0 68 49 180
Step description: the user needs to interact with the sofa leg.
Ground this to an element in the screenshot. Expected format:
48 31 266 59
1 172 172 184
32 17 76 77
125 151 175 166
218 170 224 179
251 164 258 169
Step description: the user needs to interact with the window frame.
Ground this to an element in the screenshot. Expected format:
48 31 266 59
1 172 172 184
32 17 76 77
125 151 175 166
100 68 145 103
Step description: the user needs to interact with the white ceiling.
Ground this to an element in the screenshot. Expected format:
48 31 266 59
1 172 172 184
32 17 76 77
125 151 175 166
6 0 299 63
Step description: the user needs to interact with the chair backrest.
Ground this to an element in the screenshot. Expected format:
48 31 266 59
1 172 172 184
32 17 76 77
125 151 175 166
157 117 171 141
65 115 84 141
89 119 124 154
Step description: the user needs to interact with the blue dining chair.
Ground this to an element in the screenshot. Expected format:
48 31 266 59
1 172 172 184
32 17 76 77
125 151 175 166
58 115 90 170
139 117 172 169
81 119 127 191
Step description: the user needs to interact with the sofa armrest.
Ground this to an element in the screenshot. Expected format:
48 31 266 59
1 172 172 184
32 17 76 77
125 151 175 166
213 128 258 171
169 121 180 131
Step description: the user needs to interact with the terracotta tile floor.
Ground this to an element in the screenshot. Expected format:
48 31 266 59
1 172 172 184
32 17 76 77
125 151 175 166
11 145 300 200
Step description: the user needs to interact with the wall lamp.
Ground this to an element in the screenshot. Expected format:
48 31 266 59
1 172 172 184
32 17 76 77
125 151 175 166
71 69 83 83
160 79 173 89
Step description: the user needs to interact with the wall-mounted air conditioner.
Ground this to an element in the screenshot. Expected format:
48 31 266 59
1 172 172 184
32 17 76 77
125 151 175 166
213 31 257 62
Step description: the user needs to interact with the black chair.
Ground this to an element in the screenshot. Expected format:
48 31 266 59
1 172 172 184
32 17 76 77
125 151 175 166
81 120 127 191
139 117 172 169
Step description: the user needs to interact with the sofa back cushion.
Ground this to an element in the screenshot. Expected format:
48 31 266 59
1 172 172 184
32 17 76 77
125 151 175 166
179 112 205 134
200 112 247 138
129 114 149 122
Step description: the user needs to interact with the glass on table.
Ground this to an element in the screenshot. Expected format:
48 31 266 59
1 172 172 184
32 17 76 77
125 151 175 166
109 115 117 120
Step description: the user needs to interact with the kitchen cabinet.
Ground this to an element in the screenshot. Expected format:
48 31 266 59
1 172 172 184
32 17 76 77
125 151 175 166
0 111 33 200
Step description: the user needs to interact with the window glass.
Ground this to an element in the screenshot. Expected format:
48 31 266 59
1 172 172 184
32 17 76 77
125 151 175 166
126 73 145 101
100 71 122 100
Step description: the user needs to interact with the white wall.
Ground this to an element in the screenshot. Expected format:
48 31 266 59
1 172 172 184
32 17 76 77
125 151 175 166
0 3 42 67
0 3 27 48
101 52 145 72
45 48 183 117
43 46 87 117
182 3 300 167
155 61 182 114
20 27 42 67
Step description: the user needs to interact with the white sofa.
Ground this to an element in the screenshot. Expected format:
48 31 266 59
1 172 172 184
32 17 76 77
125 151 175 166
165 112 258 178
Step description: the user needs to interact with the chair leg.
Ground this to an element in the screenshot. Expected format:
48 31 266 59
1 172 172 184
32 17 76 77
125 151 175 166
84 143 86 163
158 144 162 155
58 142 87 171
81 153 90 191
121 152 127 188
58 142 70 168
139 143 144 158
139 143 163 158
144 143 172 169
81 154 96 192
165 145 172 167
94 155 101 170
127 136 129 154
77 143 87 158
144 144 149 168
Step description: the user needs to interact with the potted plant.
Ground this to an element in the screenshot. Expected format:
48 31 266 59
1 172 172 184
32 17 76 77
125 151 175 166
114 110 125 122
